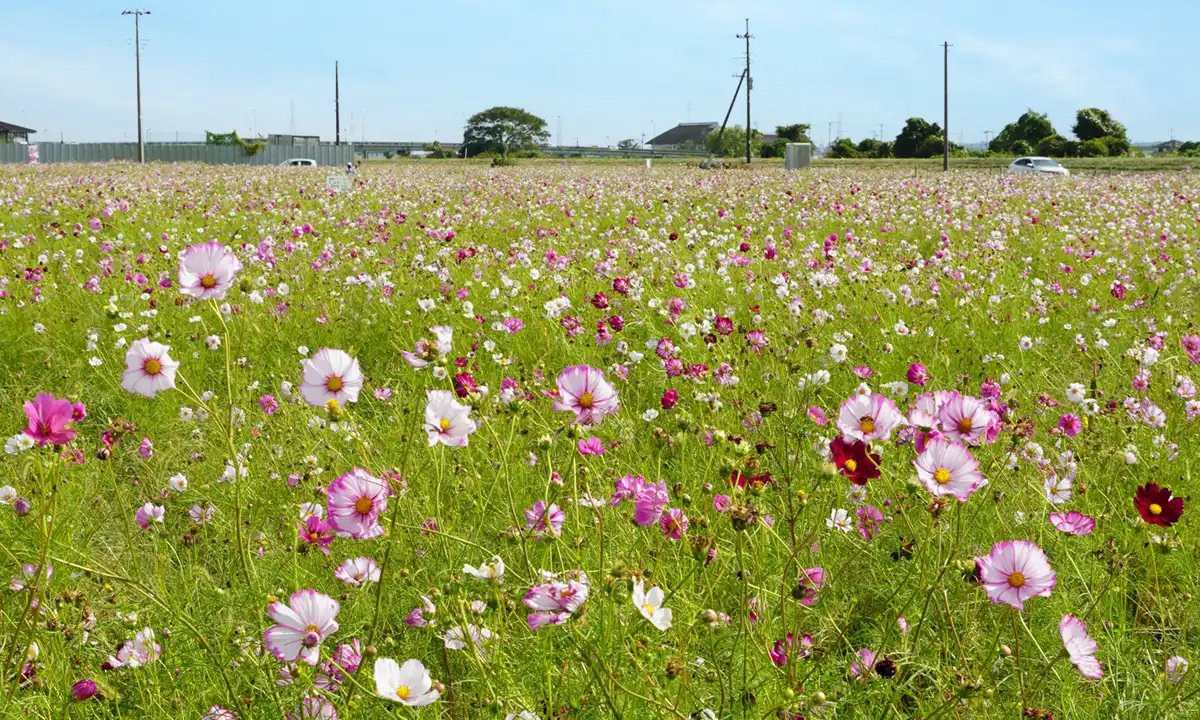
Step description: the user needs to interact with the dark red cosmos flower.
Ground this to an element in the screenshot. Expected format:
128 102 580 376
829 437 881 486
1134 483 1184 527
730 470 772 491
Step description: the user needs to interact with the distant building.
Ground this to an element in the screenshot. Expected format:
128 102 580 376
0 120 36 144
268 133 321 146
647 122 718 151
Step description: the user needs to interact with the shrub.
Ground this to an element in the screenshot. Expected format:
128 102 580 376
1078 138 1108 158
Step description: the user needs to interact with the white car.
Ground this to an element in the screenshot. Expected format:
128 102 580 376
280 158 317 167
1008 156 1069 176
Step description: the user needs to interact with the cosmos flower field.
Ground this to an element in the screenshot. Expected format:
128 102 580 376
1 163 1199 719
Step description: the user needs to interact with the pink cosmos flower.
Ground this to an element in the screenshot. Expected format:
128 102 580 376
260 395 279 415
576 437 606 456
298 516 336 555
937 394 993 445
856 505 885 539
264 590 340 666
423 389 477 446
808 406 828 426
906 362 929 387
524 571 589 631
335 557 381 586
134 503 165 530
977 541 1056 611
769 633 814 666
850 648 878 679
178 240 242 300
525 500 565 538
914 437 986 502
1166 656 1190 684
837 393 907 443
633 481 670 526
402 326 453 369
660 508 688 539
121 339 180 398
1060 615 1103 679
404 595 437 627
300 349 364 407
326 468 387 539
137 437 154 460
23 393 78 446
794 567 827 605
1049 511 1095 536
553 365 619 425
104 627 161 668
1058 413 1082 437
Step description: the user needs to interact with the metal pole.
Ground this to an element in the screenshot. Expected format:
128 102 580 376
943 41 949 172
122 10 149 163
740 19 752 163
335 61 341 146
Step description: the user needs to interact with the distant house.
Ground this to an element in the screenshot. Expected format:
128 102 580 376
0 121 36 144
647 122 718 151
268 133 321 146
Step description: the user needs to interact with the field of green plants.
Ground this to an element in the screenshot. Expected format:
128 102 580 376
1 164 1198 719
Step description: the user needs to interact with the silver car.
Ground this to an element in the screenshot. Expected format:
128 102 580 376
1008 156 1069 176
280 158 317 167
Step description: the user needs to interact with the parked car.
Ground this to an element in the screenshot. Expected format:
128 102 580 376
1007 156 1070 176
280 158 317 167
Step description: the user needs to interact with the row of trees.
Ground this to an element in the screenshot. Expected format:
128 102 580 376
986 108 1130 158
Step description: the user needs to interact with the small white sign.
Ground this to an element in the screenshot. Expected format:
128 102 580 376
326 175 352 192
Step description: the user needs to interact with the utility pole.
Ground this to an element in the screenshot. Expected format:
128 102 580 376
122 9 149 163
557 116 562 148
335 61 341 146
983 130 992 147
943 41 951 172
738 19 752 163
827 121 834 147
879 123 884 142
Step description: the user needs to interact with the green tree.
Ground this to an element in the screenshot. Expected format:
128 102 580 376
775 124 812 143
616 139 639 151
989 110 1055 154
423 142 455 159
1036 134 1071 157
1009 140 1034 156
1077 138 1109 157
856 138 891 158
1072 108 1127 143
826 138 860 159
917 135 947 159
893 118 941 158
706 125 763 158
460 107 550 158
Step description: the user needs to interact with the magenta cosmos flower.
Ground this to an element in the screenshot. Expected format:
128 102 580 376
553 365 619 425
424 389 477 446
914 437 986 502
23 393 78 446
178 240 242 300
977 541 1056 611
121 339 179 398
524 571 590 630
525 500 565 538
264 590 340 665
837 393 907 443
300 349 364 408
937 394 994 445
1049 511 1095 536
326 468 387 539
1060 615 1103 679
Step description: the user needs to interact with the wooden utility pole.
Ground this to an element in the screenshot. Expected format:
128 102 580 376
122 9 149 163
738 19 752 163
335 61 341 146
943 41 950 171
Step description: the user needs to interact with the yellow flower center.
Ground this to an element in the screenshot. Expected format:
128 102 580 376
439 418 451 432
1050 485 1059 495
933 468 951 485
1007 572 1025 588
304 624 320 634
200 273 217 289
354 496 373 514
578 391 595 409
1149 503 1163 516
326 376 344 392
858 416 876 435
488 564 497 575
957 417 974 433
642 602 655 615
143 358 162 376
844 459 858 472
396 685 410 700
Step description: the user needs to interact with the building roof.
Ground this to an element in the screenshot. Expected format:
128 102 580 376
648 122 717 146
0 121 36 135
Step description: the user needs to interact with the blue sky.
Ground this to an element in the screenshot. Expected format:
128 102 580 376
3 0 1195 146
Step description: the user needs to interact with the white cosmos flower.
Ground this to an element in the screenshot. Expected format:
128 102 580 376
299 348 364 407
424 390 477 447
168 474 188 493
121 339 179 398
463 555 504 583
374 658 439 706
632 578 672 631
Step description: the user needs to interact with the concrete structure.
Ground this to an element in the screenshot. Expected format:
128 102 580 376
785 143 812 170
646 122 718 152
0 120 36 144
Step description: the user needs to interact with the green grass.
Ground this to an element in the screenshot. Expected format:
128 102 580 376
0 164 1197 719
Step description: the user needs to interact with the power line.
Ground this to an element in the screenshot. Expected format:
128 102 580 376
121 9 149 163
